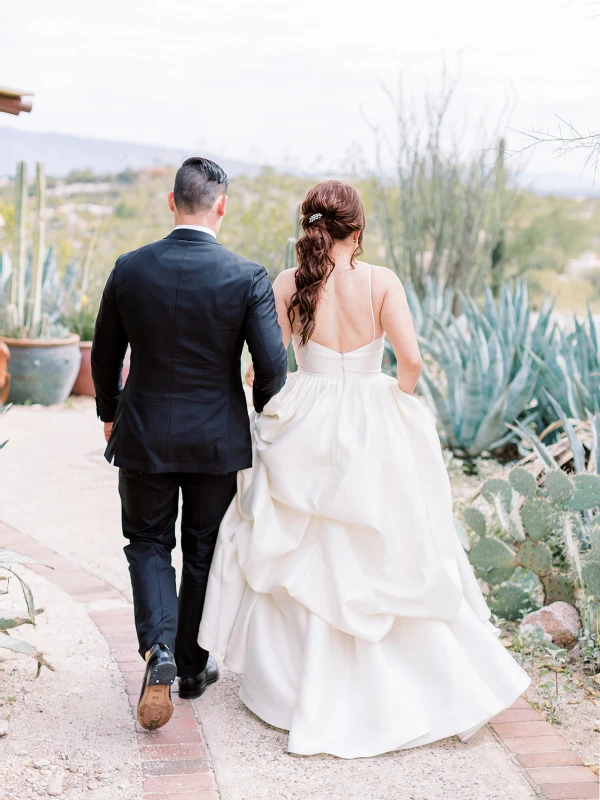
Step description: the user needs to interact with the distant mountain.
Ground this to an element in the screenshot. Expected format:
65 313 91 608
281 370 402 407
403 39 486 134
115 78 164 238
524 171 600 198
2 127 600 198
0 127 261 178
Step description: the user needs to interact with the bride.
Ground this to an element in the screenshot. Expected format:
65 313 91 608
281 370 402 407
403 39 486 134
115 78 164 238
198 179 530 759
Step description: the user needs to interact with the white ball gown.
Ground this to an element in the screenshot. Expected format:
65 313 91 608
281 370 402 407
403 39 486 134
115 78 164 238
198 332 530 759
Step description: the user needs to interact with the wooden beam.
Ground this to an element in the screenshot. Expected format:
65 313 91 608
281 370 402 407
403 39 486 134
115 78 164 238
0 97 33 115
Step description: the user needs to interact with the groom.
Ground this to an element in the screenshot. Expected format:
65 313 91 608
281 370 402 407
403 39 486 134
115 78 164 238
91 157 287 729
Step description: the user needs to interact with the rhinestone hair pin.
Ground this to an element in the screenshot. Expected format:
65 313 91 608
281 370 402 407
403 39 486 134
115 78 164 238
308 213 323 224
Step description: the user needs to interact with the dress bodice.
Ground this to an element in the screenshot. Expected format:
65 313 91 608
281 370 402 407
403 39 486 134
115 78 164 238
292 334 385 379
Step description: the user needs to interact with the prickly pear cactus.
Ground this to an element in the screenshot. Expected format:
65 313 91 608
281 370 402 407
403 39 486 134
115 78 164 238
545 471 575 506
463 467 580 619
464 507 486 538
508 468 537 499
569 474 600 512
520 499 554 541
487 582 538 621
469 537 516 584
516 539 552 575
542 573 576 605
582 522 600 601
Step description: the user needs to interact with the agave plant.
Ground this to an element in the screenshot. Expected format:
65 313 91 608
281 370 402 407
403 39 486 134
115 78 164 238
0 408 53 674
536 309 600 425
405 276 455 339
510 395 600 476
0 548 53 675
416 301 540 459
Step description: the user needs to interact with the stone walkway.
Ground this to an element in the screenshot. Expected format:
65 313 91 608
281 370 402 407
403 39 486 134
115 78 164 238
1 403 598 800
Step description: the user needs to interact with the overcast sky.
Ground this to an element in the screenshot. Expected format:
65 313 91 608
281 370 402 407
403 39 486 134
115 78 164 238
1 0 598 177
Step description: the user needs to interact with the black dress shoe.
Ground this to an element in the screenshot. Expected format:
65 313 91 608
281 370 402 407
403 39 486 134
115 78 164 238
137 643 177 730
178 656 219 700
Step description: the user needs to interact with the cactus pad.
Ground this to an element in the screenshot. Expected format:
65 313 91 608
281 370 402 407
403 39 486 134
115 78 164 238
469 537 517 584
509 508 526 542
481 478 513 510
588 524 600 555
541 573 576 605
520 499 554 541
487 583 538 621
516 539 553 576
464 507 487 538
582 558 600 600
568 474 600 511
509 467 538 499
545 470 575 506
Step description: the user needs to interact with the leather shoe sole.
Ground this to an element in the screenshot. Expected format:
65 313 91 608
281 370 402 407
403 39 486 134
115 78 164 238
138 660 177 730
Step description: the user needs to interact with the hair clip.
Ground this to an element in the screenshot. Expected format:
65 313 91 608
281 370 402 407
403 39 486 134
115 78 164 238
308 213 323 224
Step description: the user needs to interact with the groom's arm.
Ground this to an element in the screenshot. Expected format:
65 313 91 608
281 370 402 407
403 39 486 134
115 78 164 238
243 265 287 412
91 265 129 426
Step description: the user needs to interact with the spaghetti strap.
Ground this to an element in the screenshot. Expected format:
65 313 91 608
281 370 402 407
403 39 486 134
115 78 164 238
368 264 376 342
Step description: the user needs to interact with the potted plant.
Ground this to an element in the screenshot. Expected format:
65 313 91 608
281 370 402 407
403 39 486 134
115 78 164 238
0 161 81 405
64 299 131 397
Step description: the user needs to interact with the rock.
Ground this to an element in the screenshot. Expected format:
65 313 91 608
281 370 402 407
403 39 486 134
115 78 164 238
568 644 581 663
87 781 97 791
47 775 63 796
33 759 51 770
0 720 8 737
67 766 78 774
520 601 581 649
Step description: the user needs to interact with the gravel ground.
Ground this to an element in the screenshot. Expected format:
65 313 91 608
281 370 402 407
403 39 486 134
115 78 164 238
0 568 142 800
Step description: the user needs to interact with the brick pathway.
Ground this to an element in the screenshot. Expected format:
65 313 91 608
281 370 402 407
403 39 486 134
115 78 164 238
3 518 599 800
2 521 219 800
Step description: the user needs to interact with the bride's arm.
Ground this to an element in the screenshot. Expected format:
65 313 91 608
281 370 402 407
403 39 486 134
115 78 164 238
379 270 422 394
272 269 295 350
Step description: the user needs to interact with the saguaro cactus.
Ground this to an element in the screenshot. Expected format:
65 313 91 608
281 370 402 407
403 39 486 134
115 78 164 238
6 161 27 331
24 162 46 334
3 161 52 338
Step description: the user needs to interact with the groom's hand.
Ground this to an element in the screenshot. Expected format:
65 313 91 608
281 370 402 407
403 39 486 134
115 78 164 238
103 422 114 443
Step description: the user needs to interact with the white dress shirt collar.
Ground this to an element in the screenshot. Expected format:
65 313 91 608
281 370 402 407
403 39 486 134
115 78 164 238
173 224 217 239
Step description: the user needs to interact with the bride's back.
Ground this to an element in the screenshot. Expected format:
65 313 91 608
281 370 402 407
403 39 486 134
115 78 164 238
298 261 383 354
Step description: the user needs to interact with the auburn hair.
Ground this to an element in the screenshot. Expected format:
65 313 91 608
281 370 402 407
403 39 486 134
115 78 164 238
288 180 365 346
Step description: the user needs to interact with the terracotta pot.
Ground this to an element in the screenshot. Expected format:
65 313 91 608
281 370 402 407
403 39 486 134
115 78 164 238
1 334 81 406
71 342 130 397
0 341 10 405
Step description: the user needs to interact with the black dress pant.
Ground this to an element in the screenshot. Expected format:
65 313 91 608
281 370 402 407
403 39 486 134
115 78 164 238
119 469 237 678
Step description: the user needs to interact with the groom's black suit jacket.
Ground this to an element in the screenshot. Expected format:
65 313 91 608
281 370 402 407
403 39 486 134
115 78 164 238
91 228 288 474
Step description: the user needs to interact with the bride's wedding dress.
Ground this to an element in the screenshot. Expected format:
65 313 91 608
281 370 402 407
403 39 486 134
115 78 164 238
198 271 530 759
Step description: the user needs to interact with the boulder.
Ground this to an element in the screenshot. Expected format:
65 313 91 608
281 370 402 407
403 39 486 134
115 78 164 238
519 601 581 649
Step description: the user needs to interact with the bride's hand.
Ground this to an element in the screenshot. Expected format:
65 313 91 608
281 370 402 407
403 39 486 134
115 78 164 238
245 364 255 387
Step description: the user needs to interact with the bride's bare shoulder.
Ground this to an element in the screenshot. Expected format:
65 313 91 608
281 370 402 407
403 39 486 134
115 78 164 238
361 263 404 293
273 268 297 299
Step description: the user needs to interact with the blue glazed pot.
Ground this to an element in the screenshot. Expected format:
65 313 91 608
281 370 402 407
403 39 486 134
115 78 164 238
2 334 82 406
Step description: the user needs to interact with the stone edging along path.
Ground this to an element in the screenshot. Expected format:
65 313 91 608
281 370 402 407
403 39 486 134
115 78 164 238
2 519 599 800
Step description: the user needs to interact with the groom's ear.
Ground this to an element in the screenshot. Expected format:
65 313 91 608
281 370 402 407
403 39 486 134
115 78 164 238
167 191 176 213
217 193 228 218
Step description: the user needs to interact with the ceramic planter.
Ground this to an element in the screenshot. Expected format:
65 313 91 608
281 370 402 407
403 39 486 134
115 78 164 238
71 342 131 397
1 334 81 406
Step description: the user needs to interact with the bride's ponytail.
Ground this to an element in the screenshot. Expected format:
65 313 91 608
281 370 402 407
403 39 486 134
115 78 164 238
288 181 365 346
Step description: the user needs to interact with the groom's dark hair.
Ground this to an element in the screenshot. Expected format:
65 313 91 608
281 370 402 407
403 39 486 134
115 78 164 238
174 157 229 214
